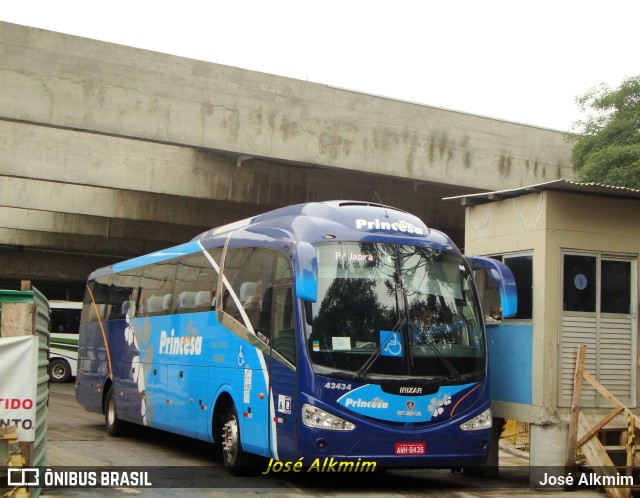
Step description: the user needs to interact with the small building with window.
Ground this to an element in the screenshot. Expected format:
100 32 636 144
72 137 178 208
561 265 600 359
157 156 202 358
447 179 640 473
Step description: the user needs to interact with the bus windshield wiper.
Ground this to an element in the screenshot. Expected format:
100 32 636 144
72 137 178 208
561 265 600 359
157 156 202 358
418 337 462 381
353 317 406 381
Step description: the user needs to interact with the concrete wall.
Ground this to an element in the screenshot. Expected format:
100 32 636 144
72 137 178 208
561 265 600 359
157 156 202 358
464 193 548 416
0 21 575 298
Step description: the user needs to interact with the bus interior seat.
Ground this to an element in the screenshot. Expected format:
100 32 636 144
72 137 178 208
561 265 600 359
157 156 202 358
178 291 197 310
240 282 256 304
121 300 135 317
162 293 172 311
194 291 211 308
146 296 165 314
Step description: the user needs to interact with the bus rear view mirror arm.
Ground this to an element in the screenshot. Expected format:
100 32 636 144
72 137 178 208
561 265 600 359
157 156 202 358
294 241 318 302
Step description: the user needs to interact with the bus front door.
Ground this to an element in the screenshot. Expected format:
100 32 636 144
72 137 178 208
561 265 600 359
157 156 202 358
268 285 298 461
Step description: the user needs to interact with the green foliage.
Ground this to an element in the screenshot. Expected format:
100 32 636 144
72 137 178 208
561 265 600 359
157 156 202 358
569 76 640 190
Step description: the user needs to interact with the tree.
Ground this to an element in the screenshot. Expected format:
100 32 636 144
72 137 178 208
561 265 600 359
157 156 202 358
569 76 640 190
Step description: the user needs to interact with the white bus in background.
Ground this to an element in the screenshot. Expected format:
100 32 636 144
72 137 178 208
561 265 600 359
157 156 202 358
49 301 82 383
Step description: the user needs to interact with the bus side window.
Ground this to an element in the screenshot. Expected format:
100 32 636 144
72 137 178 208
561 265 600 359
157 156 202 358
138 261 176 317
107 284 138 320
171 250 219 314
49 306 82 333
82 281 109 323
222 248 293 347
222 249 259 326
100 270 141 320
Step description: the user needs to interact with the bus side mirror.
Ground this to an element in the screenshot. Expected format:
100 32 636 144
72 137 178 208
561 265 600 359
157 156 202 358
294 242 318 303
468 256 518 319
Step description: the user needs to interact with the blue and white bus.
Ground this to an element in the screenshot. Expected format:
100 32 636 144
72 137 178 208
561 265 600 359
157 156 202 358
76 201 516 472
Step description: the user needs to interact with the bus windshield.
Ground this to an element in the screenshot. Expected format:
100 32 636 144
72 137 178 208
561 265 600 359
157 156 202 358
306 242 484 381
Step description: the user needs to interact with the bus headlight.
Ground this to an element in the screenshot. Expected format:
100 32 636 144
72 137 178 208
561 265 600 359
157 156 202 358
459 408 492 431
302 403 356 431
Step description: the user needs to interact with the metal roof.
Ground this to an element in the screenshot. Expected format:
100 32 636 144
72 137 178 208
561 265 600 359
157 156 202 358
444 179 640 206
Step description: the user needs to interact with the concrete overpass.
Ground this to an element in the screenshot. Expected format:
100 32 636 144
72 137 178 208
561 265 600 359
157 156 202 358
0 21 574 300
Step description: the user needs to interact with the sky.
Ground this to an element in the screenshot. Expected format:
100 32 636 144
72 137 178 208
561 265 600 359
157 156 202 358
1 0 638 131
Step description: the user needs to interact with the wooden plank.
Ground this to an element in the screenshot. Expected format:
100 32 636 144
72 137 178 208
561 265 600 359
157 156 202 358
0 302 35 337
565 344 587 468
582 369 640 429
627 415 635 473
576 406 624 449
623 409 640 431
583 370 625 408
578 412 627 498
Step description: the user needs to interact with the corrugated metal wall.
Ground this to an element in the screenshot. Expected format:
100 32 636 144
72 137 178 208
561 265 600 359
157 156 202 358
32 287 50 480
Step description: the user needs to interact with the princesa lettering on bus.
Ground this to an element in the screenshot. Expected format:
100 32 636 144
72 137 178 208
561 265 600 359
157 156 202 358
355 218 424 235
158 329 203 356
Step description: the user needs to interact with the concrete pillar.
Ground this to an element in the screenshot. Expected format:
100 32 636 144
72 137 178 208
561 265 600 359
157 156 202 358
529 423 568 487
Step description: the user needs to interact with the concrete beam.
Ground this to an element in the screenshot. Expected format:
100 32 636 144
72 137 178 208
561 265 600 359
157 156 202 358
0 21 574 192
0 207 206 244
0 246 117 282
0 175 265 226
1 120 479 217
0 227 172 258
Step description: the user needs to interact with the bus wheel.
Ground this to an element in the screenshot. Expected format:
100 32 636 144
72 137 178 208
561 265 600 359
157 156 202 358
49 358 71 383
105 386 126 437
221 405 249 473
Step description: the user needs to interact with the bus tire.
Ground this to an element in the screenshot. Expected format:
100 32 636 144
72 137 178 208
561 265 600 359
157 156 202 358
105 386 126 437
221 404 251 474
49 358 71 383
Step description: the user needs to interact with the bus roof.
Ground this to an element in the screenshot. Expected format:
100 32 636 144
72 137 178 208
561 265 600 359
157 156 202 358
89 201 455 280
193 201 436 242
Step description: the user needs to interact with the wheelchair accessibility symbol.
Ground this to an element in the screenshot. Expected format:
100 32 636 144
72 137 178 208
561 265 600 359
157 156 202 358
237 345 245 366
380 330 403 357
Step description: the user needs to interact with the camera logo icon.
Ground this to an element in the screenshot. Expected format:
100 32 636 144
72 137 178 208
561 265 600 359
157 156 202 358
7 468 40 487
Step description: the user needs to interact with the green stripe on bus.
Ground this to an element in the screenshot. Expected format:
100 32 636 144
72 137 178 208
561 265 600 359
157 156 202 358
50 344 79 352
51 338 79 346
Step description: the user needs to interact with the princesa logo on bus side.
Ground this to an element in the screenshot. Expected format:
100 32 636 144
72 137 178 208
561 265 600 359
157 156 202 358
159 329 203 356
355 219 424 235
343 397 388 409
